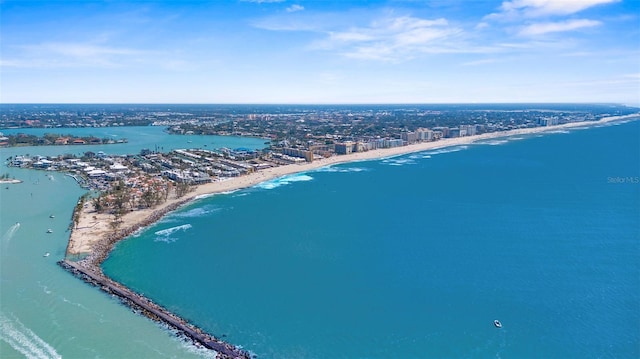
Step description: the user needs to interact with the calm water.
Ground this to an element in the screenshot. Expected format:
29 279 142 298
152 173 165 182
0 126 268 157
100 121 640 358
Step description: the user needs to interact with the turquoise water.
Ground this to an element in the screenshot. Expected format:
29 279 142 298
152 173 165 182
0 132 265 358
1 126 268 156
101 121 640 358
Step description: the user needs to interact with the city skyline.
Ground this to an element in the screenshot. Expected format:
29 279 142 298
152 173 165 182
1 0 639 105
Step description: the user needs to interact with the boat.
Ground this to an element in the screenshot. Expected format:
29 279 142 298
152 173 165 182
43 252 50 257
494 320 502 328
49 214 55 218
46 229 52 233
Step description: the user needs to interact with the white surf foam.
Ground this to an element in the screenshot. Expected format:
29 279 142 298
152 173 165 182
172 206 221 219
154 236 180 243
255 174 313 190
421 145 469 156
479 139 509 146
381 158 416 166
154 224 192 237
313 166 369 174
0 313 62 359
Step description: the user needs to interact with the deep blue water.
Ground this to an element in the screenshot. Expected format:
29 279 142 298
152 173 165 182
102 122 640 358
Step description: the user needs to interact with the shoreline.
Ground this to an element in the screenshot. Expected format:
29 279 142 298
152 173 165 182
67 114 640 263
62 113 638 357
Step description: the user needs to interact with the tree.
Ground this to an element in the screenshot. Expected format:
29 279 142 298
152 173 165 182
92 196 104 213
140 189 155 208
175 181 193 198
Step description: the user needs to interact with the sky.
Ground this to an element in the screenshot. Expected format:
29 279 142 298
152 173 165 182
1 0 639 105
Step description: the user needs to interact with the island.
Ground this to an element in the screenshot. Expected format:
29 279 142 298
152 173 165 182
0 132 127 147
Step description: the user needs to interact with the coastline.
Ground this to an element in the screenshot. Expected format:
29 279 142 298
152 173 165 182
61 113 638 357
67 114 639 264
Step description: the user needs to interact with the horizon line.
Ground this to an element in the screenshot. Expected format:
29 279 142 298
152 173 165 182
1 102 638 107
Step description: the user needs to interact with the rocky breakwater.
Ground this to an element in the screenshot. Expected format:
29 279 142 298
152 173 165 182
58 260 252 359
62 198 252 358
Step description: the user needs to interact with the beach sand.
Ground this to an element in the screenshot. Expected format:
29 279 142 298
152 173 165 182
66 114 638 262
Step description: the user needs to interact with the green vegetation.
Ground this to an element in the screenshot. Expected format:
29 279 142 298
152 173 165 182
1 133 127 147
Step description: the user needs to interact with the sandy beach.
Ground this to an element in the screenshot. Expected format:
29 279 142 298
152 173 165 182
67 114 638 264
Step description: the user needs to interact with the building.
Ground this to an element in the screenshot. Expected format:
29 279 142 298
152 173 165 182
538 117 559 126
335 141 355 155
283 147 314 162
401 132 418 144
416 128 434 141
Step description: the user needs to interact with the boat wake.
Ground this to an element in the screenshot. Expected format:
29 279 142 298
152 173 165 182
0 312 62 359
2 222 20 242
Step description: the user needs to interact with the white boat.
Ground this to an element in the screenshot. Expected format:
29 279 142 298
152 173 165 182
46 229 52 233
49 214 55 218
494 320 502 328
43 252 50 257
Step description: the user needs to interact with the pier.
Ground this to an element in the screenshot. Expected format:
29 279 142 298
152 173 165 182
58 260 251 359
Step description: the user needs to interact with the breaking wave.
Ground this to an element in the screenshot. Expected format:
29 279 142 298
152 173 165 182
313 166 369 174
154 224 192 243
420 145 469 156
173 206 221 219
478 139 510 146
255 174 313 190
381 157 416 166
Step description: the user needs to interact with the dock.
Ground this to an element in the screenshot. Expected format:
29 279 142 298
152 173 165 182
58 260 251 359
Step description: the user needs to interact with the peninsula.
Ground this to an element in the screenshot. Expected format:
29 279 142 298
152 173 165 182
13 110 638 358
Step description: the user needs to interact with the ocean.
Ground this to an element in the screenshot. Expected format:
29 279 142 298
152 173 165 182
2 121 639 358
103 121 639 358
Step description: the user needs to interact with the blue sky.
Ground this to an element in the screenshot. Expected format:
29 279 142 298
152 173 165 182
1 0 638 104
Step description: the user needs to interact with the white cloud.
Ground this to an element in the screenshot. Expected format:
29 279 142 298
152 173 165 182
286 4 304 13
29 42 143 58
519 19 601 36
314 16 470 61
488 0 619 19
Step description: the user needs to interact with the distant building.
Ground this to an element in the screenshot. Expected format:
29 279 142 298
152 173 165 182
335 141 355 155
401 132 418 144
283 147 314 162
416 128 434 141
538 117 559 126
434 127 450 138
